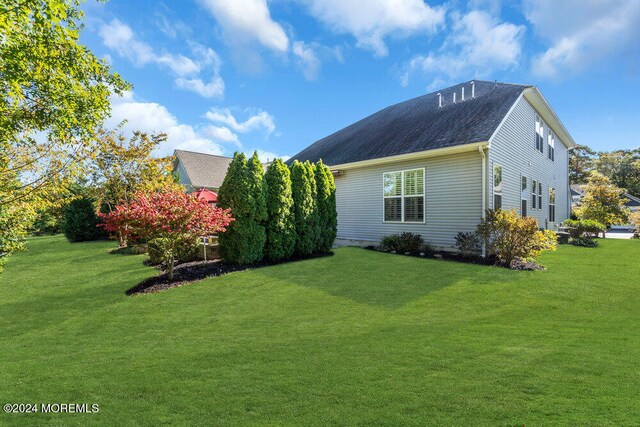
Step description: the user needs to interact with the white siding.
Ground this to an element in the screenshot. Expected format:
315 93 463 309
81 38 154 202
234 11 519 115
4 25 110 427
488 95 570 227
334 151 483 250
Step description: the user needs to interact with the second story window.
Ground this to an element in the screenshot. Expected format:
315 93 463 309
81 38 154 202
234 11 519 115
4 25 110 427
548 131 555 161
535 114 544 153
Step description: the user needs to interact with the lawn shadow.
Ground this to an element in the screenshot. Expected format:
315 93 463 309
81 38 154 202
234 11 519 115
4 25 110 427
252 248 513 309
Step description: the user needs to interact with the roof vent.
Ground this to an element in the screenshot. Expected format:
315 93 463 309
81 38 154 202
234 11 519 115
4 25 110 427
471 81 475 99
453 92 457 104
461 87 465 101
437 92 442 108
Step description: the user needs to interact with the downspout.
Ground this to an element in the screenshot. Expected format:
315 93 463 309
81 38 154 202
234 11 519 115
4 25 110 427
479 145 487 257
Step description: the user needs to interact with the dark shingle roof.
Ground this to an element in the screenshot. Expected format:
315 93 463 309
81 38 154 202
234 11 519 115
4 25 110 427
174 149 233 190
288 80 529 166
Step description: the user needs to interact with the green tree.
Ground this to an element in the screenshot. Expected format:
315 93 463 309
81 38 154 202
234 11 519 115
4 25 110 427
62 196 102 242
264 159 295 261
217 152 265 264
0 0 129 264
290 161 317 256
90 129 179 212
569 144 596 184
575 171 629 237
595 149 640 196
314 160 337 252
305 161 320 252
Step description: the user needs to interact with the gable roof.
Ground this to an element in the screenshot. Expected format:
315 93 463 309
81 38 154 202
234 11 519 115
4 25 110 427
288 81 530 167
174 149 232 190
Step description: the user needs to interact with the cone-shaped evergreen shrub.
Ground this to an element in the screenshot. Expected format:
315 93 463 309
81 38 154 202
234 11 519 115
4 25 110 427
264 159 295 261
63 196 103 242
314 160 337 252
217 152 266 264
290 160 317 256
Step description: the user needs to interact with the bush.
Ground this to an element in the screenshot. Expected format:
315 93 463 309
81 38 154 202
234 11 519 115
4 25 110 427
570 237 599 247
148 236 201 265
380 232 423 253
62 196 103 242
477 209 557 266
455 232 481 257
562 219 605 238
264 159 296 262
629 212 640 234
217 152 266 264
290 160 318 257
314 160 337 253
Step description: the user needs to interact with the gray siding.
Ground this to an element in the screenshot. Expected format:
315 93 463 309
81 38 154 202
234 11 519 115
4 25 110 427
334 151 483 250
488 95 570 227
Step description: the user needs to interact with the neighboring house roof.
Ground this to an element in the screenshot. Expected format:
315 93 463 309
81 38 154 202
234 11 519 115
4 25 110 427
289 80 530 166
570 184 586 197
194 188 217 203
625 193 640 207
174 149 232 190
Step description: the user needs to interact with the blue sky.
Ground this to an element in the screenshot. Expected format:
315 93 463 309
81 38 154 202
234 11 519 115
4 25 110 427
80 0 640 160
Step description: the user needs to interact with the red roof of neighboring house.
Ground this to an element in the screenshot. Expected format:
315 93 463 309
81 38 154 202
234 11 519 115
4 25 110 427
194 188 217 203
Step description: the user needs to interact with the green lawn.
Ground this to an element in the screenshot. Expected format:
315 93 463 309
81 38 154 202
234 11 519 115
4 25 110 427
1 236 639 425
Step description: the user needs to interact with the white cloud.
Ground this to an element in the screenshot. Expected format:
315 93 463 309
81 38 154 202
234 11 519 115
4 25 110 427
400 10 524 86
203 125 241 145
199 0 289 52
106 91 225 156
292 41 321 81
524 0 640 78
297 0 445 57
247 149 290 163
175 76 225 98
204 108 276 135
99 19 224 98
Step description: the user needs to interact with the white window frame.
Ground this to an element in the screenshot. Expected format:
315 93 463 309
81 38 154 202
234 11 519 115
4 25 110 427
549 187 556 222
547 130 555 161
382 168 425 224
521 174 528 217
532 179 538 210
535 114 545 154
493 163 503 210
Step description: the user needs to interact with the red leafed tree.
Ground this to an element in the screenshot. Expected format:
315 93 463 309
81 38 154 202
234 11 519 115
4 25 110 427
100 204 136 248
101 189 234 280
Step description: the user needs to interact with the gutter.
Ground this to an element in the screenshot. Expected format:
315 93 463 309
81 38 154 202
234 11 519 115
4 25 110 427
329 141 489 171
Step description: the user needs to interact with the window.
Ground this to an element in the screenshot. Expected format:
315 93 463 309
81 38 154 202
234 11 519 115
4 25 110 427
532 179 537 210
535 114 544 153
548 131 555 161
521 175 527 217
493 164 502 209
549 187 556 222
538 181 543 210
383 168 424 222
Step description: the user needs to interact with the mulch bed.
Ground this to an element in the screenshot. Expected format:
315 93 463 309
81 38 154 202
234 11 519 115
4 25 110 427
364 245 497 266
127 252 333 295
364 246 545 270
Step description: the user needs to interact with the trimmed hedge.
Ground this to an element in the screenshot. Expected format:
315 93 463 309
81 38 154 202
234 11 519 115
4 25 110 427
217 152 266 264
315 160 337 253
264 159 296 262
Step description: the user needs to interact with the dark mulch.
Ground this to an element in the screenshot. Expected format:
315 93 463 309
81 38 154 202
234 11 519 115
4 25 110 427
127 252 334 295
364 245 500 267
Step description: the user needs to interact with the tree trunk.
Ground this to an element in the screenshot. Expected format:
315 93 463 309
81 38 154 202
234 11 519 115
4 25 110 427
167 255 175 281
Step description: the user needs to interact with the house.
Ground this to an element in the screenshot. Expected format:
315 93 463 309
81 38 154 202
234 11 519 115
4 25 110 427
173 149 233 193
288 80 576 250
